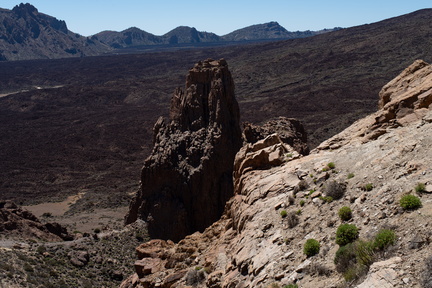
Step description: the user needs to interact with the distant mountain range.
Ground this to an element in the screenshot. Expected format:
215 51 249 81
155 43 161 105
0 3 340 61
94 22 339 49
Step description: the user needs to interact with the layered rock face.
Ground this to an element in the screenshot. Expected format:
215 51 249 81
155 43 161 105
121 60 432 288
125 59 242 242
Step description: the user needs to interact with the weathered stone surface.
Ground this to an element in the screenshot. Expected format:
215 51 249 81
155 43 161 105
121 60 432 288
125 59 242 242
356 257 402 288
243 117 309 155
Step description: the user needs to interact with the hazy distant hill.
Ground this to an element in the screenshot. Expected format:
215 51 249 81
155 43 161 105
94 22 338 49
0 3 110 61
0 3 338 60
221 21 335 41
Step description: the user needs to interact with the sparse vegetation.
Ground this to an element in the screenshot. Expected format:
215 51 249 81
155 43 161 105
319 196 334 203
347 173 355 179
286 211 299 228
283 284 298 288
338 206 353 221
373 229 396 250
336 224 359 246
363 183 373 191
280 210 288 218
304 238 320 257
324 180 346 200
327 162 336 169
400 194 422 210
300 200 305 207
415 182 426 193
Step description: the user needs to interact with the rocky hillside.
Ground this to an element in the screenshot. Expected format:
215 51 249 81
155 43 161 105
0 3 110 61
221 22 336 42
93 22 337 49
121 60 432 288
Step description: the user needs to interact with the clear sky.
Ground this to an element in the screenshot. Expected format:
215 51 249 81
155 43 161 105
1 1 431 36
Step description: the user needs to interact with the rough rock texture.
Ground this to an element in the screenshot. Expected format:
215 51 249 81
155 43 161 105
243 117 310 155
0 3 110 61
0 200 72 241
121 60 432 288
125 59 243 242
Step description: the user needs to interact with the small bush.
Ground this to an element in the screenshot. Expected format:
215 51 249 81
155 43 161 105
327 162 336 169
300 200 305 207
36 245 47 255
373 229 396 250
93 228 101 234
280 210 288 218
347 173 355 179
338 206 353 221
304 238 320 257
334 243 356 273
42 212 52 218
415 183 426 193
286 211 299 228
336 224 359 246
283 285 298 288
324 180 346 200
363 183 373 191
320 196 334 203
400 194 422 210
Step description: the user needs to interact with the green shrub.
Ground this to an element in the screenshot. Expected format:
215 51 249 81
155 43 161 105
336 224 359 246
338 206 353 221
283 285 298 288
334 243 356 273
319 196 334 203
327 162 336 169
304 238 320 257
280 210 288 218
334 240 374 280
373 229 396 250
300 200 305 207
415 183 426 193
324 180 346 200
347 173 355 179
363 183 373 191
400 194 422 210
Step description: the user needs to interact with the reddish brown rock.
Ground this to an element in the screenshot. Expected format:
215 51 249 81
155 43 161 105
125 59 242 242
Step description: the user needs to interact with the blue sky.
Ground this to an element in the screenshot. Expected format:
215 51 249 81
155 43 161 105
2 1 431 36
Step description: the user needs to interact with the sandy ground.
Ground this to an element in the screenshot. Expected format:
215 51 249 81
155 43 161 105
23 192 128 234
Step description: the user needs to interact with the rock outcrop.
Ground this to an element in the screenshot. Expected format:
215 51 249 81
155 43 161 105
243 117 309 155
121 60 432 288
0 200 72 241
125 59 243 242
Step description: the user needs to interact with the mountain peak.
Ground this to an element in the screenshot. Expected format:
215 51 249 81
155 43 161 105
12 3 38 16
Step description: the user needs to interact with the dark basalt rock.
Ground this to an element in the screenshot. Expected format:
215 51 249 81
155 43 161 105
125 59 242 242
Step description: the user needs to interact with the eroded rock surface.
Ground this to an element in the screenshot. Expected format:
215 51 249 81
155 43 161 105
121 60 432 288
243 117 309 155
125 59 242 242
